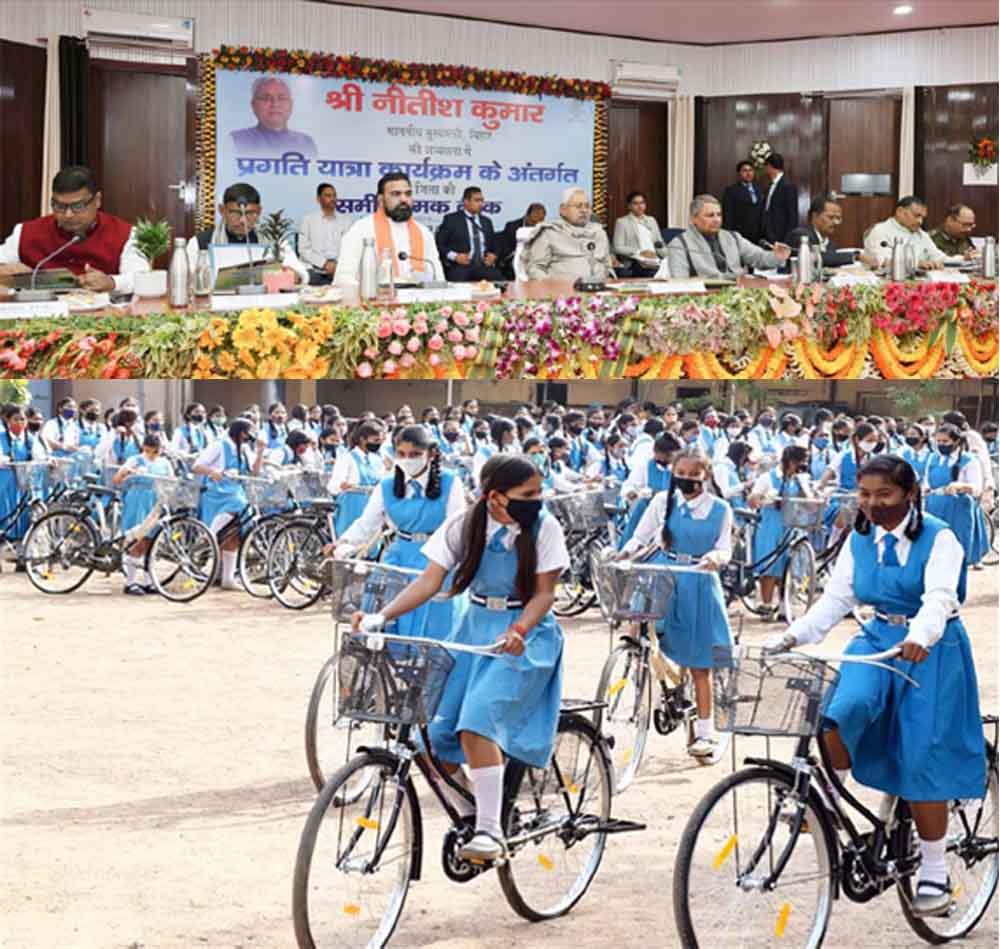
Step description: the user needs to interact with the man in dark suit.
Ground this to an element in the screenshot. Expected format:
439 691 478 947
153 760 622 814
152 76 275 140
761 153 798 245
495 202 546 276
721 160 763 243
435 186 504 282
786 194 879 268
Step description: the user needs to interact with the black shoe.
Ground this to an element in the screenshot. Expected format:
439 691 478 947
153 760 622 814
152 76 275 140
124 583 146 596
141 584 157 595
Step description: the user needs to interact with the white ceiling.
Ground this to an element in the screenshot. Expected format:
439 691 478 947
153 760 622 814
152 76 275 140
326 0 998 44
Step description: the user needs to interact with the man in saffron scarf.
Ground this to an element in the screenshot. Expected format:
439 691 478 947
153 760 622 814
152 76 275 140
335 173 443 287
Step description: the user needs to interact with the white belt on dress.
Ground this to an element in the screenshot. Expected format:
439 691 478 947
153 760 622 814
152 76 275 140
470 593 524 610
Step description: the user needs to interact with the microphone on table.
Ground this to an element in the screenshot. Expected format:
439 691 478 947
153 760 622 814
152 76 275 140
397 251 449 289
573 239 607 293
15 234 83 302
236 201 265 295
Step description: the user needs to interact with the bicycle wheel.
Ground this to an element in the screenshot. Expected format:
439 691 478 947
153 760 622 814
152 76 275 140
23 510 98 594
305 654 390 795
268 520 328 610
498 714 612 921
674 767 834 949
897 744 998 943
292 750 418 949
237 514 285 598
595 639 651 794
147 516 219 602
782 540 817 623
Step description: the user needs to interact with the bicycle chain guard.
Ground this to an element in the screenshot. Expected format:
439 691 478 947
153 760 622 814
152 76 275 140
441 822 491 883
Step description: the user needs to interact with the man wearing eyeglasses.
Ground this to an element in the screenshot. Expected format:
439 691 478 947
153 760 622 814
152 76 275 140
187 182 308 284
0 165 148 293
520 187 612 281
230 77 318 159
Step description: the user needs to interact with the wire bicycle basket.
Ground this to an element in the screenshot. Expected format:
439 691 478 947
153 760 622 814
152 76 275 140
547 488 608 532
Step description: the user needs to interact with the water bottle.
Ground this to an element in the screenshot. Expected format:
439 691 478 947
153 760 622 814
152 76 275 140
795 235 813 284
377 247 395 301
168 237 190 307
359 238 378 300
889 238 908 282
193 249 213 296
983 236 998 279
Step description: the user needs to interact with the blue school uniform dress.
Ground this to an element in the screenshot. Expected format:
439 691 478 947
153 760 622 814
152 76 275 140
651 494 732 669
334 448 381 538
699 426 718 458
200 439 251 529
48 417 80 458
179 423 208 455
380 471 464 641
263 423 287 451
0 429 35 541
809 443 833 483
902 445 931 482
569 436 590 473
753 470 804 577
824 448 861 531
121 456 174 536
602 454 629 483
823 516 985 801
427 517 564 769
925 450 990 570
750 426 778 457
618 459 672 550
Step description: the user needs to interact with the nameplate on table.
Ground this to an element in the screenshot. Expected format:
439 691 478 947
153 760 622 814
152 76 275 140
647 279 707 295
210 293 300 312
925 270 970 284
394 287 473 304
0 300 71 320
829 272 881 288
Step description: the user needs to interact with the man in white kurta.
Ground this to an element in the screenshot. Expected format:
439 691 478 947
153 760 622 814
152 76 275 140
864 196 946 269
334 173 443 287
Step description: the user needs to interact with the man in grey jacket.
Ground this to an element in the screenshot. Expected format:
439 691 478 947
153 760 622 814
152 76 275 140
666 194 790 279
522 187 613 281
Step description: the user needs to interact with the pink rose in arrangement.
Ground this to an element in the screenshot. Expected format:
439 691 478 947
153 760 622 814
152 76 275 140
434 320 448 334
363 346 378 359
428 353 442 366
439 306 454 318
412 319 429 335
377 322 393 339
399 353 416 369
780 320 800 340
464 345 478 361
356 361 373 379
406 336 422 353
464 327 479 343
428 334 444 351
388 340 404 356
764 325 783 348
392 319 411 337
383 359 398 375
454 311 470 327
447 328 463 343
453 344 467 360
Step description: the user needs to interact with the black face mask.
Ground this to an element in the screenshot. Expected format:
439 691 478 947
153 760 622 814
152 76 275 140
937 442 956 455
27 422 42 433
905 436 921 447
759 418 774 429
504 496 542 529
673 476 702 496
84 411 100 422
443 431 460 442
568 425 585 436
866 499 912 529
365 442 383 453
475 431 489 441
190 415 205 424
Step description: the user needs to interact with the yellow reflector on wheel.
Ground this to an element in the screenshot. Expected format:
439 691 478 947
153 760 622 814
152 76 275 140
775 902 791 938
563 780 579 795
607 678 627 697
953 884 962 898
41 572 52 580
713 834 737 870
537 854 554 871
622 749 632 764
182 579 196 590
343 903 361 916
356 817 379 830
172 531 182 541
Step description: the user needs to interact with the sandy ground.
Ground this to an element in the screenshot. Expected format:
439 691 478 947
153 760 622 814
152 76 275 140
1 566 997 949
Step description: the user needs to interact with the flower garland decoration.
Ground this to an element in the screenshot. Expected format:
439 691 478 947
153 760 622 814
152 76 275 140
196 55 218 232
968 135 997 170
211 46 611 100
749 141 772 168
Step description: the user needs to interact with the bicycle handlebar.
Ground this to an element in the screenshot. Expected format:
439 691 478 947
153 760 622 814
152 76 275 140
354 629 505 657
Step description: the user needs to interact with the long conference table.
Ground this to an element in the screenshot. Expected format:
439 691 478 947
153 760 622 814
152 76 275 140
0 273 996 381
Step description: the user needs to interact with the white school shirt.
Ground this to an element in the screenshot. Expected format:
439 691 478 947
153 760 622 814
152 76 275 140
750 470 815 501
170 424 205 456
622 458 669 495
0 223 149 294
713 458 748 500
627 434 654 470
194 438 253 475
338 466 467 549
95 428 142 466
41 417 80 453
923 451 984 497
422 509 570 576
334 214 442 287
622 489 733 559
963 430 995 490
298 210 350 269
327 448 388 494
786 519 963 650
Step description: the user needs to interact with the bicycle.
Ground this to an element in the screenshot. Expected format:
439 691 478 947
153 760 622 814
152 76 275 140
672 644 998 947
292 628 644 948
304 556 421 793
590 548 732 793
547 484 612 617
0 460 55 568
23 472 219 602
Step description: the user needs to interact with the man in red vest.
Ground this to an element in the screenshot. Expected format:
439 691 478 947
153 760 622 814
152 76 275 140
0 165 147 293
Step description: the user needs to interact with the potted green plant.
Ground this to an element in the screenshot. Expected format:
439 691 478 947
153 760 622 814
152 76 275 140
132 217 172 297
258 210 297 291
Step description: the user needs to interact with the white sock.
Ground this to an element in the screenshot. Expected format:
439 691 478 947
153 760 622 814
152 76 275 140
470 764 505 839
221 550 237 585
919 836 948 886
124 555 139 585
434 769 475 818
834 767 850 789
694 717 712 740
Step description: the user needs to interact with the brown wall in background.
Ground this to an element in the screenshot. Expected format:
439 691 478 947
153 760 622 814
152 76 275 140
826 96 901 248
607 100 668 231
694 93 826 236
916 83 998 240
0 39 46 241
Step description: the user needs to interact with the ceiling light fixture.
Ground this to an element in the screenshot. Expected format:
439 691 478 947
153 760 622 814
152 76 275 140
893 4 914 14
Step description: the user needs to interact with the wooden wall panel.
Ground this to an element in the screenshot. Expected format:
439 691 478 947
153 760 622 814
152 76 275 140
694 93 826 236
0 39 46 241
606 100 668 232
916 83 998 240
826 96 901 249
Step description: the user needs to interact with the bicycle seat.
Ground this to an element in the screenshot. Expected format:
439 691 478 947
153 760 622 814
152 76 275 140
733 508 761 524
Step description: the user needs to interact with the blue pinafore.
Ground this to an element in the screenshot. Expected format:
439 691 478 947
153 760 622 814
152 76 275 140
823 516 985 801
200 439 250 530
0 429 34 541
121 455 174 535
902 446 930 482
652 493 732 668
427 517 564 769
925 450 990 570
824 448 861 531
753 470 804 577
334 448 381 539
618 459 672 550
380 471 465 640
809 444 832 483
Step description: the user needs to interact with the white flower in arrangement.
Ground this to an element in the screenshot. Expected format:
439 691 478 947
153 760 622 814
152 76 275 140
749 140 773 168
